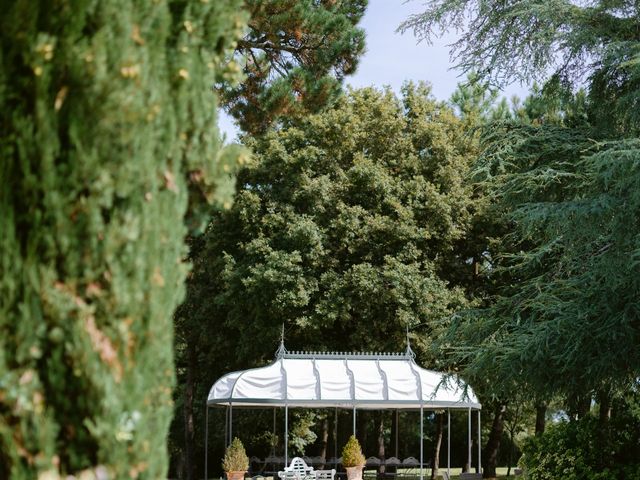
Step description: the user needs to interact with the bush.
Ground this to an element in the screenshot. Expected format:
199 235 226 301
342 435 366 467
520 405 640 480
223 438 250 472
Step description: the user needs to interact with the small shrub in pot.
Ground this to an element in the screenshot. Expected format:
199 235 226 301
342 435 365 480
223 437 249 480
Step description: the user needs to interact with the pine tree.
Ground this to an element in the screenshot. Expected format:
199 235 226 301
219 0 367 134
0 1 245 478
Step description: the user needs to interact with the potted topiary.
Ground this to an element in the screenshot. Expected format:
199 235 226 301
342 435 366 480
223 437 249 480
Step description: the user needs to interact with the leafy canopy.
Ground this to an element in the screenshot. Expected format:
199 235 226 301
180 83 479 377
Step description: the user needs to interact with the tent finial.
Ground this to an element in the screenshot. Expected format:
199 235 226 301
275 324 288 358
405 325 415 359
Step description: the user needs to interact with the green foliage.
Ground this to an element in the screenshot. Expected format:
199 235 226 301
174 84 479 475
400 0 639 87
401 0 640 135
220 0 367 134
184 84 476 365
341 435 365 467
520 402 640 480
0 0 245 478
222 438 250 472
289 411 318 456
410 0 640 401
451 122 640 398
400 0 640 473
448 73 500 122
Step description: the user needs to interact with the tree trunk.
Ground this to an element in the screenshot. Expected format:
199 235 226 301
598 391 611 426
483 404 506 479
377 412 386 475
430 413 443 480
506 426 515 477
320 417 329 468
597 390 612 469
577 395 591 419
183 341 196 480
535 403 546 436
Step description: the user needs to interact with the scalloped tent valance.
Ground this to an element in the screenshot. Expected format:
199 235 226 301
207 347 481 410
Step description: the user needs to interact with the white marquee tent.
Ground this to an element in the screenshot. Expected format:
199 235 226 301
205 343 482 479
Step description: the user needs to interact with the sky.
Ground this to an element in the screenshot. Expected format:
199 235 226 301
218 0 530 141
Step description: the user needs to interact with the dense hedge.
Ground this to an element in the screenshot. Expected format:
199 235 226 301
520 402 640 480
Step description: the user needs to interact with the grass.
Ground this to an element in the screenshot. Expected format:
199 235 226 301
363 466 518 479
246 466 520 480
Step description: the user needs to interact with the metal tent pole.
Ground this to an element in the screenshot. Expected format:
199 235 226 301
447 410 451 478
230 404 233 444
467 408 471 472
477 410 482 474
285 404 289 466
334 407 338 466
224 405 229 447
205 404 209 480
353 406 356 436
395 409 399 458
419 405 424 480
273 408 277 456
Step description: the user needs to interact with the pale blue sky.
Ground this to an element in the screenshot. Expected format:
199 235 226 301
218 0 529 140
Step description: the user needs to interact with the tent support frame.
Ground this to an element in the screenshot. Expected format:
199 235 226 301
204 404 209 480
447 409 451 478
467 407 471 472
334 407 338 466
203 403 482 479
419 405 424 480
285 404 289 466
478 410 482 474
205 347 482 478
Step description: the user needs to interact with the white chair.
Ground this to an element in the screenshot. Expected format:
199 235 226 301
279 457 315 480
279 471 300 480
314 469 336 480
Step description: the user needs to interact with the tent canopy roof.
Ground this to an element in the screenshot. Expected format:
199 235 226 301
208 346 480 410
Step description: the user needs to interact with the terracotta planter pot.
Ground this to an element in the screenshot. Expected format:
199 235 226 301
345 466 364 480
226 471 246 480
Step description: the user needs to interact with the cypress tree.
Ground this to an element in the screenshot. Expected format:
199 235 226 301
0 1 245 478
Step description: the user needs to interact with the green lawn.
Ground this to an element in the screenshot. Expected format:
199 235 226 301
252 467 520 480
363 466 519 479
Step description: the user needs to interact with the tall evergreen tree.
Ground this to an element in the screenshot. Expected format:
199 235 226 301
403 1 640 476
219 0 367 134
0 1 245 478
402 0 640 399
